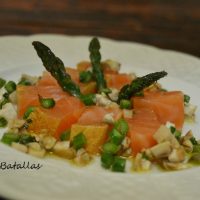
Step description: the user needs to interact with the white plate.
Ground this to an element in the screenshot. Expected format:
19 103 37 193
0 34 200 200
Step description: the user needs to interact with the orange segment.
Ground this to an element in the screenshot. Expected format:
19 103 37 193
28 97 85 138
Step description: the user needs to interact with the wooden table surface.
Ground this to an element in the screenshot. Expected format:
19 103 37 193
0 0 200 57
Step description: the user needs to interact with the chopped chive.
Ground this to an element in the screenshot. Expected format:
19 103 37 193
184 94 190 104
112 156 126 172
174 130 181 140
190 137 198 145
101 152 114 169
0 78 6 89
102 142 119 154
101 88 112 94
19 134 36 145
4 81 16 94
79 71 93 83
39 96 55 109
142 152 149 160
135 91 144 96
72 133 86 150
23 106 36 119
18 79 32 86
120 99 132 109
80 94 95 106
170 126 181 140
60 130 70 141
3 93 9 99
0 117 8 128
109 129 124 145
1 132 20 145
170 126 176 134
0 98 10 109
114 119 129 136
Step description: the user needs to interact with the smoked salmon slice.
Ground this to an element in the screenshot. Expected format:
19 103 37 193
126 109 161 154
77 106 122 125
133 91 184 130
17 85 69 118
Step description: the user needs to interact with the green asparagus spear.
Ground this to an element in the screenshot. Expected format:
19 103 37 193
32 41 81 97
118 71 167 102
32 41 95 106
89 37 107 92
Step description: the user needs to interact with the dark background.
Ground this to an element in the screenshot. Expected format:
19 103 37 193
0 0 199 57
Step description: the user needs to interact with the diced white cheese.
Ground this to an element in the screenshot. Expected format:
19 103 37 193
108 88 119 102
0 103 17 121
95 94 112 107
184 103 197 117
103 112 115 124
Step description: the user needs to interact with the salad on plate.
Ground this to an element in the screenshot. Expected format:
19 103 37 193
0 37 199 173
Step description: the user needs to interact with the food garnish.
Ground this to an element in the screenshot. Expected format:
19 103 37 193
89 37 107 92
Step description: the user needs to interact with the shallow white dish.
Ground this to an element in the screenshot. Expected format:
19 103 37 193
0 34 200 200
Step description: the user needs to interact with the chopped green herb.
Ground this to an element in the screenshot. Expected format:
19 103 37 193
0 78 6 89
102 142 119 154
109 129 124 145
3 93 9 99
23 106 36 119
0 117 8 128
0 98 9 109
184 94 190 104
79 71 93 83
135 91 144 96
39 96 55 109
142 152 149 160
19 134 36 145
101 152 114 169
174 130 181 140
4 81 16 94
170 126 176 134
114 119 129 136
1 132 20 145
120 99 132 109
112 156 126 172
101 88 112 94
80 94 95 106
190 137 198 145
170 126 181 140
72 133 86 150
60 130 70 141
18 79 32 86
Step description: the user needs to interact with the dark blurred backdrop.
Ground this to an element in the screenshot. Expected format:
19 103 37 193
0 0 199 57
